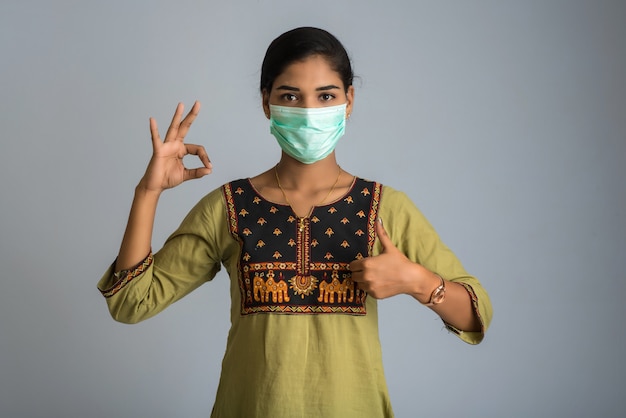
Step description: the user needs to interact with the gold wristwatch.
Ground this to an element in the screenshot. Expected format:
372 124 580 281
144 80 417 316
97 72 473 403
423 274 446 307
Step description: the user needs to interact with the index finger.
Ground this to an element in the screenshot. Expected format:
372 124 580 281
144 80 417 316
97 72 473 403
163 102 185 143
348 259 364 274
175 101 201 141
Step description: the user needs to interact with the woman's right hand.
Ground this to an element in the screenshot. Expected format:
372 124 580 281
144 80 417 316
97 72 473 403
139 101 212 193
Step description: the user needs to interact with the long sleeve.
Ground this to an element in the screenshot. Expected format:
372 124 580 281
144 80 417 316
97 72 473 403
377 186 493 344
97 187 236 324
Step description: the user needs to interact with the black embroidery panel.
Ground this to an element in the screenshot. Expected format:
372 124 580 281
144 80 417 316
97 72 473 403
223 178 381 315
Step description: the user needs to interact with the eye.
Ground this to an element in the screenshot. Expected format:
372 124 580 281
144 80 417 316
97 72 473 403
281 93 298 102
320 93 335 102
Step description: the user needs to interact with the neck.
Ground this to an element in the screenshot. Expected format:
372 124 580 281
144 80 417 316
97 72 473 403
275 153 341 190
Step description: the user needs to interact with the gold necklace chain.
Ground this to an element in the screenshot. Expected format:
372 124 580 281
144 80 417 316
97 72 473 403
274 164 342 218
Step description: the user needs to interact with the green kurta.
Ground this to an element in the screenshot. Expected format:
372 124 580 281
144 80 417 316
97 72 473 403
98 180 492 417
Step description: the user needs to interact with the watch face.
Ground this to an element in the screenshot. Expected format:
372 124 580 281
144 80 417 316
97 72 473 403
432 287 445 304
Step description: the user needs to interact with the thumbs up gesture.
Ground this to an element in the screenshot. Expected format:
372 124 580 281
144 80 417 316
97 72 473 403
349 218 425 300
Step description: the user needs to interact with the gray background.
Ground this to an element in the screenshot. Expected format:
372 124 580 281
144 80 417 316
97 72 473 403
1 1 624 417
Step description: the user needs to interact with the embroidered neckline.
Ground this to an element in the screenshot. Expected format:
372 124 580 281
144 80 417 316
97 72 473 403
246 176 359 217
274 164 343 219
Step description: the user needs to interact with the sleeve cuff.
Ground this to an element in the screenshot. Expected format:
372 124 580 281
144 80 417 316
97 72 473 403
443 282 486 345
98 252 153 298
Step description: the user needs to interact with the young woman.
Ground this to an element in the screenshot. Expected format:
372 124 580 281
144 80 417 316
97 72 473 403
98 27 492 417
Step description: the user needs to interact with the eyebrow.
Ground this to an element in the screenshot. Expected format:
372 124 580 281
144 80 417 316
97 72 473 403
275 84 341 91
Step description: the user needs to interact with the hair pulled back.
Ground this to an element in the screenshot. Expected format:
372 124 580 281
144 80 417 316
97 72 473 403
260 27 354 94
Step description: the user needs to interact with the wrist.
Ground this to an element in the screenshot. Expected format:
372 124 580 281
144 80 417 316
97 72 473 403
135 181 163 198
410 268 445 305
421 274 446 307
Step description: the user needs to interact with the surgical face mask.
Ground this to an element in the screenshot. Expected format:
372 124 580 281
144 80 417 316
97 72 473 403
269 103 347 164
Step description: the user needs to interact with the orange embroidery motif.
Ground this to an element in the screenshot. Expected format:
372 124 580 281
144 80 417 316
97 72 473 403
361 188 370 196
340 217 350 224
311 216 320 223
328 207 337 214
355 229 364 236
340 240 350 248
235 187 244 195
254 271 290 303
324 252 334 260
273 228 282 236
273 251 282 259
288 238 296 247
356 210 366 218
257 218 267 225
270 206 279 214
311 239 319 247
256 240 265 248
289 274 319 298
242 228 252 236
253 197 261 204
239 209 249 217
318 272 355 303
344 196 354 204
325 228 334 237
287 216 296 223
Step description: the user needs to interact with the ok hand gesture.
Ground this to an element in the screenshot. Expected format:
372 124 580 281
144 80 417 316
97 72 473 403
140 101 212 192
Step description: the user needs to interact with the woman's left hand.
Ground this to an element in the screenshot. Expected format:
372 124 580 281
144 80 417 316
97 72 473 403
349 218 432 300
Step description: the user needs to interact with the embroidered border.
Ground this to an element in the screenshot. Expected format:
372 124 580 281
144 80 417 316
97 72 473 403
296 216 311 276
367 182 382 255
99 252 153 298
459 282 484 332
443 282 484 335
242 262 353 272
244 304 366 315
244 262 299 271
223 182 239 235
223 182 248 314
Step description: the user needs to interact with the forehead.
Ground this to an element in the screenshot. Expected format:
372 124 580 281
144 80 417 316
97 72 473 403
272 55 344 90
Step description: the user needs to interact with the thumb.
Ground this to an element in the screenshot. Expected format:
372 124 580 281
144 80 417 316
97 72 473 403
375 217 395 252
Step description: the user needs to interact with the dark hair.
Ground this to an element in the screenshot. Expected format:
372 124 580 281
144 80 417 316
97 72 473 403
260 27 354 93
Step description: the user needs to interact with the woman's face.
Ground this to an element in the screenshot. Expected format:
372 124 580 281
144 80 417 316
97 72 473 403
263 54 354 118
